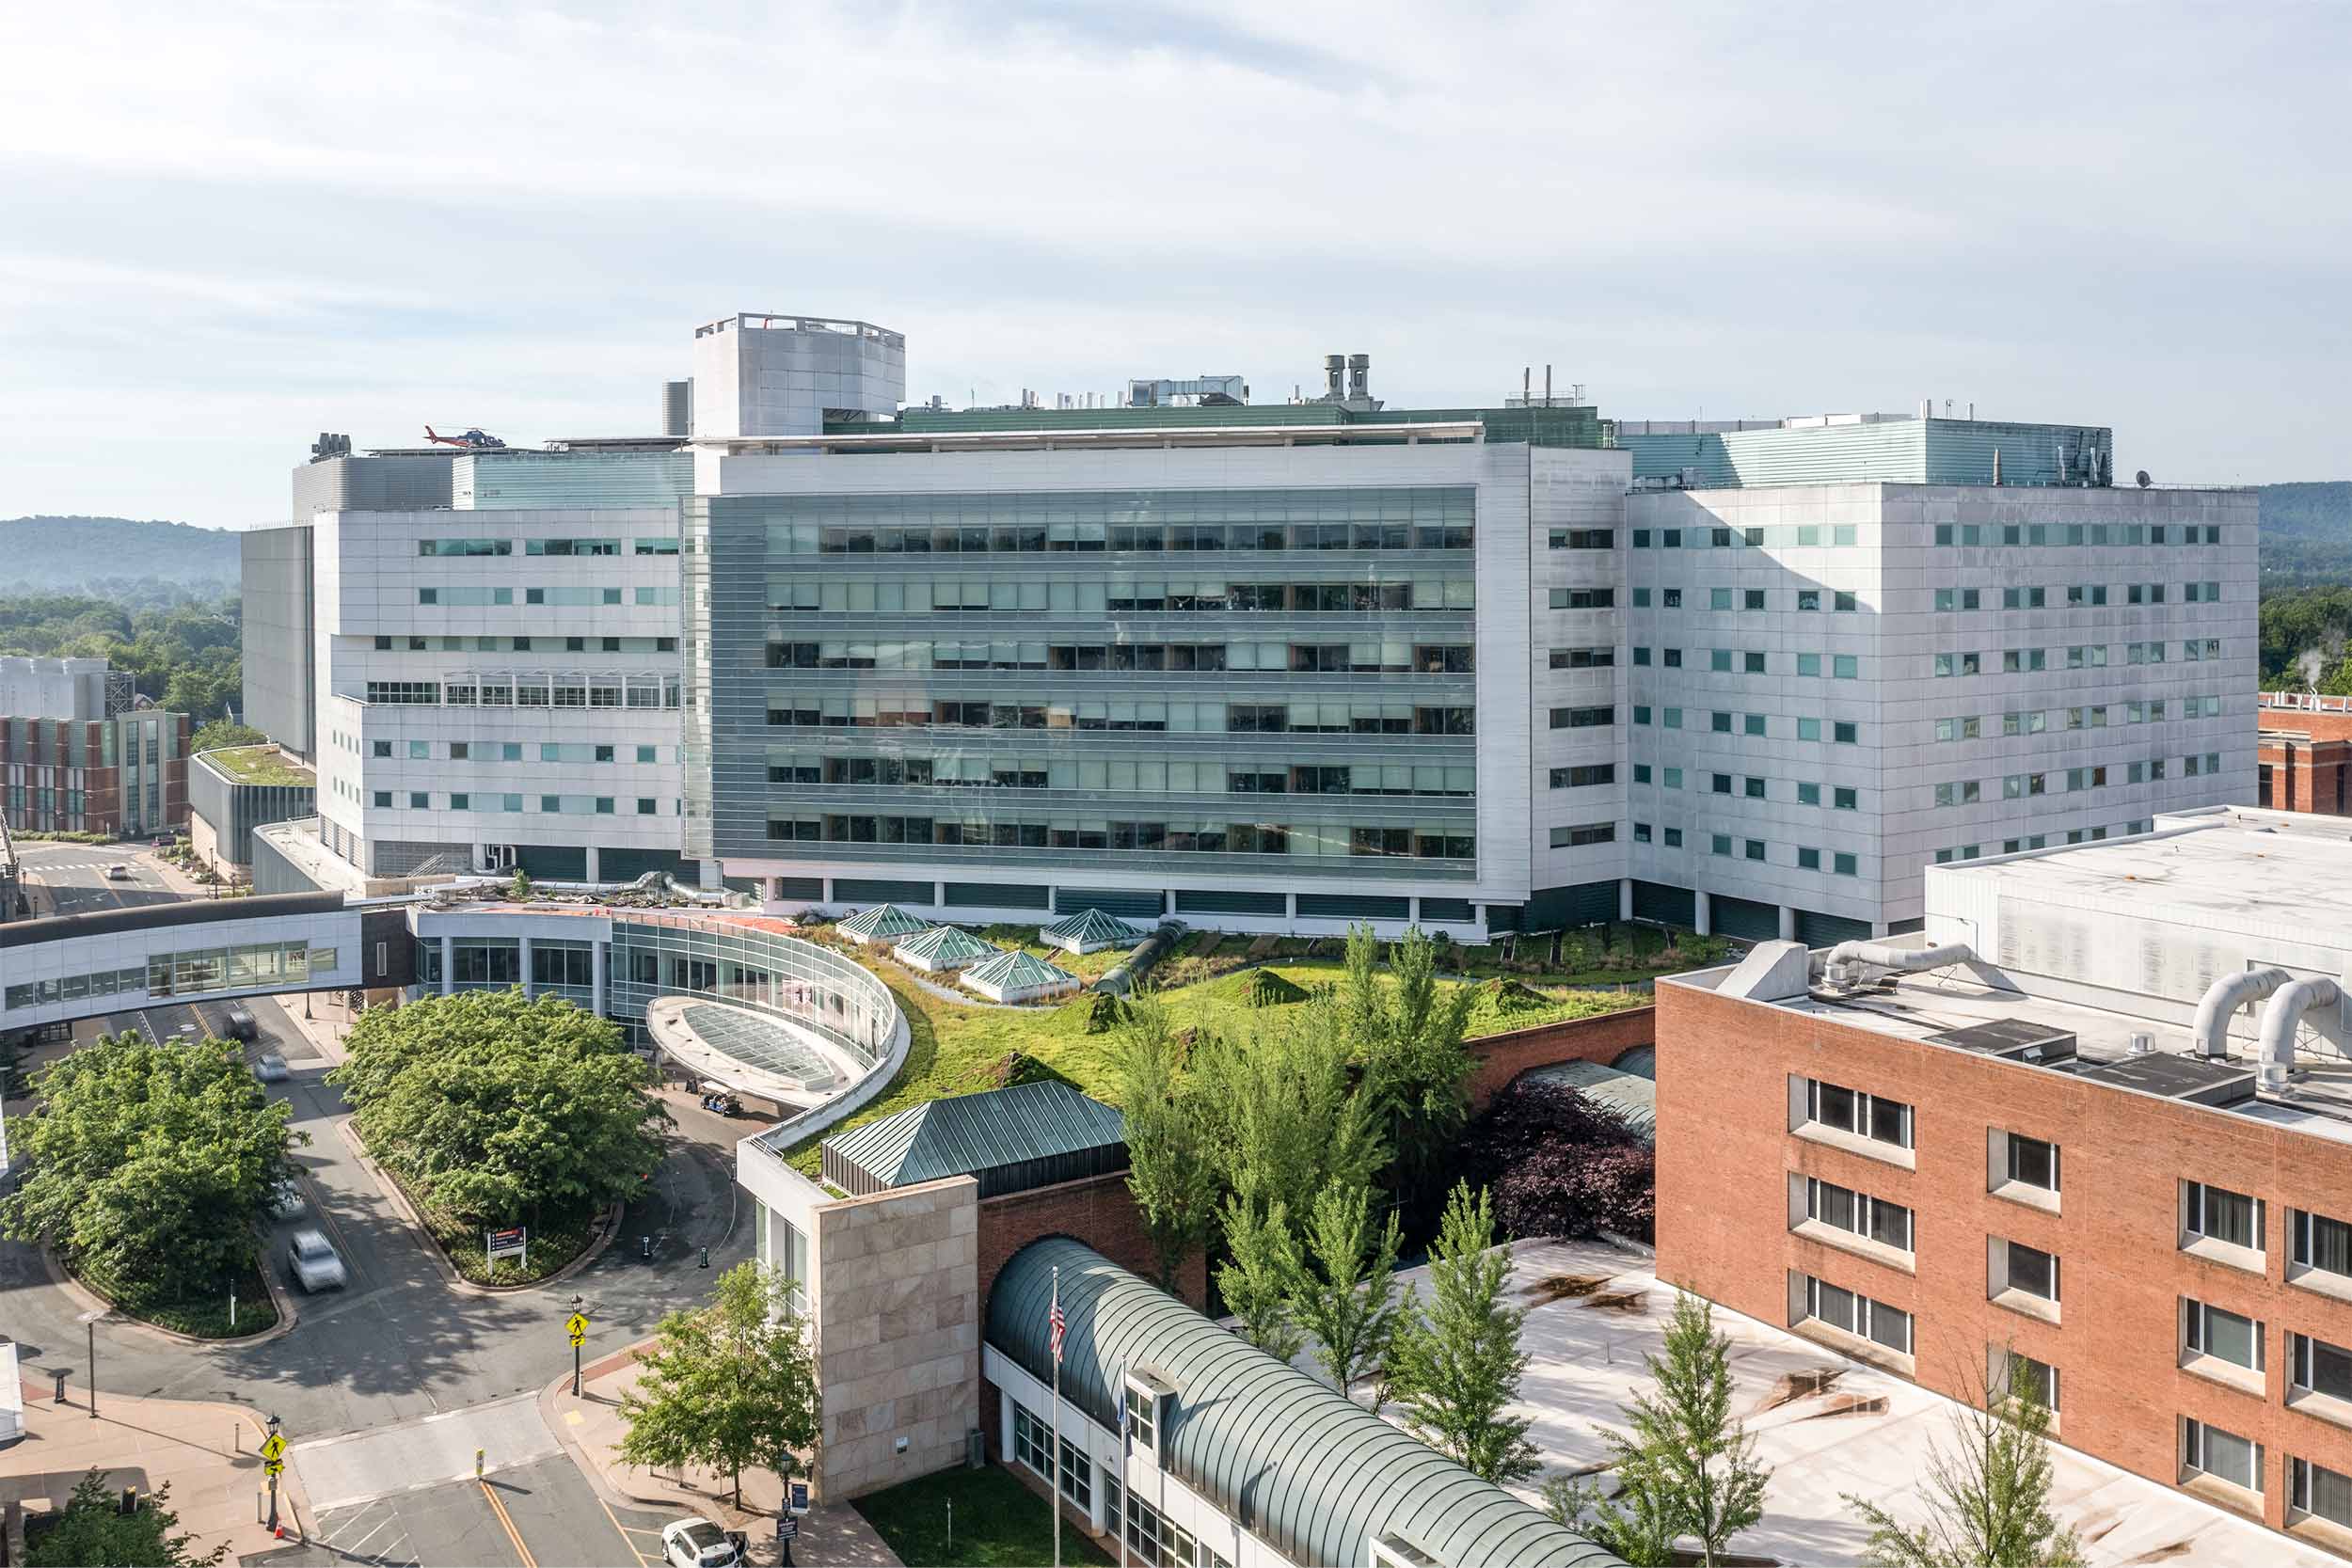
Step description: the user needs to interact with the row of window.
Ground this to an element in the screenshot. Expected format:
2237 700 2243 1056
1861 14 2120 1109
1625 647 1864 678
416 585 680 607
373 633 676 654
416 536 677 557
1628 829 1861 874
360 677 681 708
765 638 1475 674
1932 697 2227 738
1933 641 2227 674
779 517 1473 557
368 789 670 816
1624 586 1857 611
764 816 1475 859
766 698 1477 736
770 754 1477 799
1632 523 1863 550
1934 821 2151 862
1931 755 2226 805
1621 706 1865 743
4 942 339 1011
1630 767 1861 811
1630 520 2223 550
1935 581 2223 609
368 739 669 765
768 576 1476 616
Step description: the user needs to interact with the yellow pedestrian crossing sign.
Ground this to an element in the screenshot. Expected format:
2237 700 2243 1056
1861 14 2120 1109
263 1458 284 1478
565 1311 589 1347
260 1433 287 1462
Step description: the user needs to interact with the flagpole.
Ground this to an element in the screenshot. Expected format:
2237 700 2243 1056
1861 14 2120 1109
1117 1356 1130 1568
1052 1263 1063 1568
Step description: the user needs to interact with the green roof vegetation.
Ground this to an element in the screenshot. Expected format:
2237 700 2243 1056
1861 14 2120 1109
198 745 312 787
776 935 1651 1179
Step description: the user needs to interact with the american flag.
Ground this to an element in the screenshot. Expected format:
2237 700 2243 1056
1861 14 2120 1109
1049 1271 1066 1363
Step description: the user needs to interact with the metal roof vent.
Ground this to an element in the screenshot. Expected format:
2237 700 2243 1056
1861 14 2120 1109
2129 1031 2154 1055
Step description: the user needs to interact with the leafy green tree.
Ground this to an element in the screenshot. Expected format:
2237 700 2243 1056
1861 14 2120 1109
1289 1176 1403 1397
1341 925 1474 1215
1846 1358 2083 1568
0 1034 301 1306
618 1262 818 1508
26 1470 227 1568
1197 1002 1381 1220
1587 1291 1769 1567
1542 1466 1679 1567
1105 993 1219 1292
190 719 266 752
331 990 666 1227
1216 1189 1306 1363
1385 1182 1538 1484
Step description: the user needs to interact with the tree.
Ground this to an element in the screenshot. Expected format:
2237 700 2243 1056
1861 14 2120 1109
1542 1466 1679 1567
1105 993 1219 1292
190 719 267 752
1216 1190 1306 1363
1196 1003 1381 1220
1384 1182 1538 1484
1341 925 1475 1219
618 1262 818 1508
1466 1077 1656 1243
1845 1357 2084 1568
0 1034 301 1307
331 990 666 1227
26 1470 228 1568
1289 1176 1403 1398
1586 1291 1769 1568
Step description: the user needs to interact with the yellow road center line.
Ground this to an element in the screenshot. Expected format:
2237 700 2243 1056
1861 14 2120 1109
480 1478 536 1568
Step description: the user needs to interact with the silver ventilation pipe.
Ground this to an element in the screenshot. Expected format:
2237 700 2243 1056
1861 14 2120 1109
2257 978 2342 1093
2191 969 2294 1059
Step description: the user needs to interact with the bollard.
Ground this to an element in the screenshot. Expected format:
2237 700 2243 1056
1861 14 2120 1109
53 1368 68 1403
699 1245 709 1269
641 1235 652 1260
475 1448 485 1480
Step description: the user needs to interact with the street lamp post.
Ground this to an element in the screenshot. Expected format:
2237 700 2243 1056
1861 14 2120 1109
75 1308 106 1421
569 1293 585 1399
265 1413 282 1531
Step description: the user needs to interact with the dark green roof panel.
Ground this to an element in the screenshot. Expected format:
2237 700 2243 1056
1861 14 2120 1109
986 1238 1625 1568
820 1081 1125 1198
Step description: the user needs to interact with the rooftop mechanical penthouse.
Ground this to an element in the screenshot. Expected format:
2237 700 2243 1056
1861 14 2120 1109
1656 805 2352 1555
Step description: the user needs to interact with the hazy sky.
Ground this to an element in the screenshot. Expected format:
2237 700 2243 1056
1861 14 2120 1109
2 1 2343 529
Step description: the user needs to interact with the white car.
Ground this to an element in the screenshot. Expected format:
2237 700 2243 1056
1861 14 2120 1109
661 1519 740 1568
104 863 131 880
253 1053 291 1083
285 1229 347 1291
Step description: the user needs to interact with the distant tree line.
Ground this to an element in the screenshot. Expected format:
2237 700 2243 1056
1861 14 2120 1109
0 590 243 721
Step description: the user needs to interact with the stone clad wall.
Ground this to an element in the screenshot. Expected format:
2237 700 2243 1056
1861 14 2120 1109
812 1175 979 1499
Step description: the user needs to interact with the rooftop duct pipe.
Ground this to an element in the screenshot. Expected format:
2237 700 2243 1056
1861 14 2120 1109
1325 355 1346 400
2258 977 2342 1093
2191 969 2294 1059
1817 940 1976 985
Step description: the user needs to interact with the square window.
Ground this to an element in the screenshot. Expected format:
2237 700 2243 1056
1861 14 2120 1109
1797 782 1821 805
1710 588 1733 611
1797 589 1820 611
1798 847 1821 870
1744 714 1766 736
408 791 429 809
1744 838 1766 861
1663 827 1683 847
1711 833 1732 856
408 740 429 759
1744 589 1766 610
450 792 469 810
1797 717 1821 741
638 798 658 814
1835 591 1857 612
1711 711 1733 733
1834 852 1857 876
638 745 658 763
1743 776 1766 800
1834 721 1858 744
1797 653 1822 677
1834 786 1858 810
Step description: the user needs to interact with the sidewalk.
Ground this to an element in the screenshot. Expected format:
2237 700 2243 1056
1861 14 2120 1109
543 1345 900 1567
0 1376 313 1567
268 989 355 1069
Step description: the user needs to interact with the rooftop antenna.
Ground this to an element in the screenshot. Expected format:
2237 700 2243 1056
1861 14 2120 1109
1523 367 1532 405
1545 365 1553 406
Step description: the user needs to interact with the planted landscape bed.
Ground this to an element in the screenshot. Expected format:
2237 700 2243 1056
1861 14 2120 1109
415 1197 603 1287
71 1249 278 1338
853 1464 1114 1568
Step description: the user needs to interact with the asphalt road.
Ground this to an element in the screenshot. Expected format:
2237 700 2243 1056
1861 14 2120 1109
0 844 756 1444
257 1454 681 1568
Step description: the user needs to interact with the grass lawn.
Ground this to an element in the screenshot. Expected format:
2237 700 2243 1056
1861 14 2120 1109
71 1251 279 1338
781 929 1650 1178
854 1464 1114 1568
199 744 312 787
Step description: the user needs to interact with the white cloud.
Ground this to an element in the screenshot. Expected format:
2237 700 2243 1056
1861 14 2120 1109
0 0 2342 524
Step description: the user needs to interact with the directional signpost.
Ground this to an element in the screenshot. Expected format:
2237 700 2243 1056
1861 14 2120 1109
565 1297 590 1397
486 1226 527 1274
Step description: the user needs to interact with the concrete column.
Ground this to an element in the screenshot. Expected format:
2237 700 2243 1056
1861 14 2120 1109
518 934 534 1000
1693 890 1713 937
439 933 454 996
933 880 946 913
1619 879 1634 922
592 939 608 1019
584 847 600 884
1778 905 1797 942
1870 920 1890 939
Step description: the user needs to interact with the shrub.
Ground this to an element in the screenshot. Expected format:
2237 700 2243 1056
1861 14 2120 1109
1245 968 1310 1008
1464 1078 1655 1242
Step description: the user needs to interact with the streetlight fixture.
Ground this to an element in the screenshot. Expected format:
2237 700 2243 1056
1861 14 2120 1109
74 1308 106 1420
569 1293 586 1398
265 1412 284 1530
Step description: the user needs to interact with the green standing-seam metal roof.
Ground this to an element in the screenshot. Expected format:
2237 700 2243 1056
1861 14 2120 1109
961 948 1079 994
891 925 999 969
821 1080 1126 1196
1040 908 1149 947
988 1239 1625 1568
835 903 932 942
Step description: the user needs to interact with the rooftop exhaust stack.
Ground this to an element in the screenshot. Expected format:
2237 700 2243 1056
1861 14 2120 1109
1347 353 1370 403
662 380 692 439
1325 355 1346 401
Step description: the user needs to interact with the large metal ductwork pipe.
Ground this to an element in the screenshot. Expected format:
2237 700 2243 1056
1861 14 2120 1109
2191 969 2294 1059
2258 978 2342 1092
1824 940 1975 974
1324 355 1346 400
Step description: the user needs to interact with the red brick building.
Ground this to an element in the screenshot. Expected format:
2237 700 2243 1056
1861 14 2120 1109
2259 691 2352 816
1656 835 2352 1558
0 708 190 837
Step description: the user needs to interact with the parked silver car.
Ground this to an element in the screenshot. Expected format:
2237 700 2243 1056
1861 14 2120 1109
285 1229 347 1291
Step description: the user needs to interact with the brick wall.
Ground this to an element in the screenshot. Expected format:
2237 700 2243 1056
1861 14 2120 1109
2259 732 2352 817
1656 978 2352 1542
1465 1004 1655 1111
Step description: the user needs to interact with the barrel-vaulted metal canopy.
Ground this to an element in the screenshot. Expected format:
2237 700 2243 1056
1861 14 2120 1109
987 1238 1626 1568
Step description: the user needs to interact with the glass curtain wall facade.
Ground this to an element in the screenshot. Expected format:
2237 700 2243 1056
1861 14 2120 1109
687 487 1483 906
